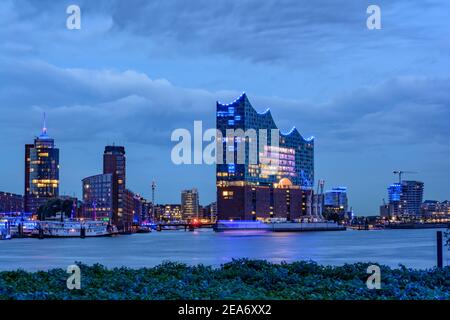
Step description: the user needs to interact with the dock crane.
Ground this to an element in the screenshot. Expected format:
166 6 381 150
316 179 325 195
393 171 418 184
315 180 325 219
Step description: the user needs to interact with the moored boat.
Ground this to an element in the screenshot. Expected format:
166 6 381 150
32 220 118 238
136 225 151 233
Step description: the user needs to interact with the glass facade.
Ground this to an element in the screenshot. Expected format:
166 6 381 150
324 187 348 211
24 124 60 214
388 180 424 216
216 93 314 188
82 173 113 220
399 180 424 216
216 94 315 221
181 188 200 220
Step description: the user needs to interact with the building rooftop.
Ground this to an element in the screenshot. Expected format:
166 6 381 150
217 93 314 142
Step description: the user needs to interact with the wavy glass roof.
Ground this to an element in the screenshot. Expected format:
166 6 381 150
217 93 314 143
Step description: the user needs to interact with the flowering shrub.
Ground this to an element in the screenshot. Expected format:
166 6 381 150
0 259 449 300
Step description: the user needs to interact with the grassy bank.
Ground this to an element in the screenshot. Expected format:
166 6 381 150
1 259 449 300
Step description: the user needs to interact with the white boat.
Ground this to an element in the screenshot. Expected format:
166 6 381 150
32 220 119 238
9 219 38 237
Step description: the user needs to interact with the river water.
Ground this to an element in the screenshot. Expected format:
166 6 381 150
0 228 448 271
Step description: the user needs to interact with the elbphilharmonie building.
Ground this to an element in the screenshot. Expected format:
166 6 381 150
216 93 315 221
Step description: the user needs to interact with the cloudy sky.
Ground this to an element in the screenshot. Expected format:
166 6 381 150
0 0 449 214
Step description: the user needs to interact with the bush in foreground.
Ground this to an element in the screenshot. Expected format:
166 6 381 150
0 259 449 300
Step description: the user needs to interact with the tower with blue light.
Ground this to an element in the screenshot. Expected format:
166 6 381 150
24 113 60 215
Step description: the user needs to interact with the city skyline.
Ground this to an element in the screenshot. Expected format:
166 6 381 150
0 104 447 217
1 89 449 215
1 0 450 215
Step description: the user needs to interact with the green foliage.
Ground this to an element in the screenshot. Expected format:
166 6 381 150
0 259 449 300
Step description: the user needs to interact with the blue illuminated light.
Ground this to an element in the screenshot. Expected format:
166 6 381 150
388 183 402 202
216 92 316 194
280 126 296 136
257 108 271 115
217 92 246 106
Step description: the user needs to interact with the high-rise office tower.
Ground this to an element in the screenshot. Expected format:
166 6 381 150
216 93 314 221
324 187 348 212
400 180 424 216
103 145 126 228
82 173 113 220
24 114 60 214
388 180 424 216
181 188 200 220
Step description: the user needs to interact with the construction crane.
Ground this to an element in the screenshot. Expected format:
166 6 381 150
393 171 418 184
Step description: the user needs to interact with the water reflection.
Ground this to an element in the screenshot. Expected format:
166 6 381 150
0 228 447 271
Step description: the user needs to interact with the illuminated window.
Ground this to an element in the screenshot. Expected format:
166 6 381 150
222 190 234 200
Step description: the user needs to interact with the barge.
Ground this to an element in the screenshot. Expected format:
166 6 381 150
214 220 346 232
385 222 450 229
